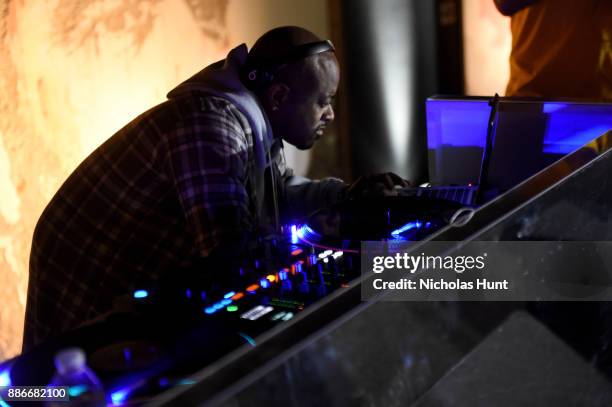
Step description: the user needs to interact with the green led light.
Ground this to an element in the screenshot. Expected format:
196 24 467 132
227 305 238 312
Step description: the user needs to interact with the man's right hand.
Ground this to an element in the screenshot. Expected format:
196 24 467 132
343 172 411 199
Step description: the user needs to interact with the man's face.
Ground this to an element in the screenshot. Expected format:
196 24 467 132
268 54 340 150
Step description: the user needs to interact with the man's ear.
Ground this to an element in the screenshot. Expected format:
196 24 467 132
267 83 290 110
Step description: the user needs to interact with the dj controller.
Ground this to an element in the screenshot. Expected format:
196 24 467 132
2 196 463 405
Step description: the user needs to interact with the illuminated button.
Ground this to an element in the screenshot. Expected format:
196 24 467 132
270 311 286 321
240 305 274 321
266 274 277 283
246 284 259 292
133 290 148 299
227 305 238 312
323 257 329 263
220 299 232 306
291 248 303 256
231 292 244 300
260 279 270 289
290 224 298 243
332 251 344 259
223 291 236 299
204 307 216 314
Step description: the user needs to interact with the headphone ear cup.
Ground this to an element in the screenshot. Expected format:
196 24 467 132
261 71 275 87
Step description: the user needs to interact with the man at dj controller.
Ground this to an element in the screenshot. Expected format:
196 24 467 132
23 26 408 351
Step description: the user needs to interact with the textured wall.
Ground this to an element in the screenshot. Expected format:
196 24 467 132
0 0 328 361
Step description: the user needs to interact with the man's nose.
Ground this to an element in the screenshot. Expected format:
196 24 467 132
323 105 335 122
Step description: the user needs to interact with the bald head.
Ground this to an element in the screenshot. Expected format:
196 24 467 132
249 26 323 65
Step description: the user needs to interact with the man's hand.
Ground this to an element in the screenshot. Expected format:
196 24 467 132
344 172 411 199
309 210 341 237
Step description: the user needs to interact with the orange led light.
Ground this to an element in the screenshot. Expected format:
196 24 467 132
246 284 259 292
231 292 244 300
291 249 303 256
266 274 276 283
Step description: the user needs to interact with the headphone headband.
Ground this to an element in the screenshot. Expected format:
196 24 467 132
243 40 335 90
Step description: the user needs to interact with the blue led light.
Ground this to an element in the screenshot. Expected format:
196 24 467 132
223 291 236 299
279 271 288 280
201 291 207 300
0 370 10 407
296 224 321 242
260 279 270 289
290 224 299 244
221 299 232 306
133 290 148 299
213 303 224 310
68 385 89 397
0 366 12 387
123 348 131 362
295 262 303 273
304 225 316 235
390 221 422 237
110 389 130 405
238 332 257 347
185 289 192 299
204 307 216 314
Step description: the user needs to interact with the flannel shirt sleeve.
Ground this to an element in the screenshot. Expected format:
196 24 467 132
281 172 348 220
164 103 251 257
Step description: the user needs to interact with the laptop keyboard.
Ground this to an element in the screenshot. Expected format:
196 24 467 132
398 185 478 206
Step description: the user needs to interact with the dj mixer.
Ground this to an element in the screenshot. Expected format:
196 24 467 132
2 196 463 405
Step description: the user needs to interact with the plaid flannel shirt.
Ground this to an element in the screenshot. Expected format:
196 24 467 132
24 92 269 350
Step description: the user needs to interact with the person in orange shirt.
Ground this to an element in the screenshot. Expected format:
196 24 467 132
495 0 612 99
